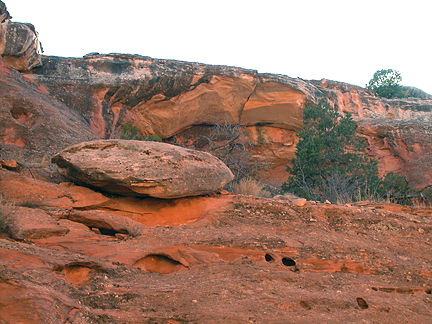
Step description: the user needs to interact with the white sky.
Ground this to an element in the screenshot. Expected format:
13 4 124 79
6 0 432 95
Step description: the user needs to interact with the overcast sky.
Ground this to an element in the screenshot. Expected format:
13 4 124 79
7 0 432 94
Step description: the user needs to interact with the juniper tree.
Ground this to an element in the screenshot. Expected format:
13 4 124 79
282 99 380 203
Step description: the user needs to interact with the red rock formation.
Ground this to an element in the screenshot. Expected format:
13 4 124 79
23 54 432 188
0 1 429 188
318 79 432 188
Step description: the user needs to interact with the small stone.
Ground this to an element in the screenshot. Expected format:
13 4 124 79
115 233 128 240
59 182 75 188
91 228 101 235
325 200 331 204
218 189 231 195
293 198 307 207
2 160 18 170
299 301 311 310
418 228 425 234
346 203 352 207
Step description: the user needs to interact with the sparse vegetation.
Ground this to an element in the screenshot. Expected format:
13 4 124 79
126 222 144 238
119 123 162 142
367 69 406 99
379 172 413 204
200 120 270 195
0 195 16 236
201 121 253 181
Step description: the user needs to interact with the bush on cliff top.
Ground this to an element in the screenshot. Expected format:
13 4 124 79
367 69 407 99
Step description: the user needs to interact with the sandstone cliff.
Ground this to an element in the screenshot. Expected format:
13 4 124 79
0 0 430 188
23 54 432 188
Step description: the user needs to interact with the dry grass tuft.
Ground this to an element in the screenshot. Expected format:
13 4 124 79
0 195 17 236
232 178 272 198
127 223 144 238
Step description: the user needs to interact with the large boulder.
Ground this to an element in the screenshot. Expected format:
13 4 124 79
51 140 234 198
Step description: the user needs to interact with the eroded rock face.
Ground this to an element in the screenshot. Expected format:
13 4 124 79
0 1 42 71
26 54 262 138
51 140 234 198
318 79 432 188
0 57 98 164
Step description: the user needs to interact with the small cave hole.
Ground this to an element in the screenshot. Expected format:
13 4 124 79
356 297 369 309
134 254 187 274
264 254 274 262
10 102 36 126
98 228 118 236
282 257 296 267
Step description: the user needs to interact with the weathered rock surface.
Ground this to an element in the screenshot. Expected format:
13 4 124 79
316 79 432 188
51 139 234 198
0 169 110 209
10 206 69 240
0 1 42 71
0 169 431 323
24 54 432 188
0 56 98 165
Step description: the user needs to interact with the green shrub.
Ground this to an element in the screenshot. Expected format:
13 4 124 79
119 123 162 142
146 134 163 142
379 172 413 202
281 100 419 204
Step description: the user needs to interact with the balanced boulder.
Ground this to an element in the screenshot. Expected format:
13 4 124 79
51 140 234 199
